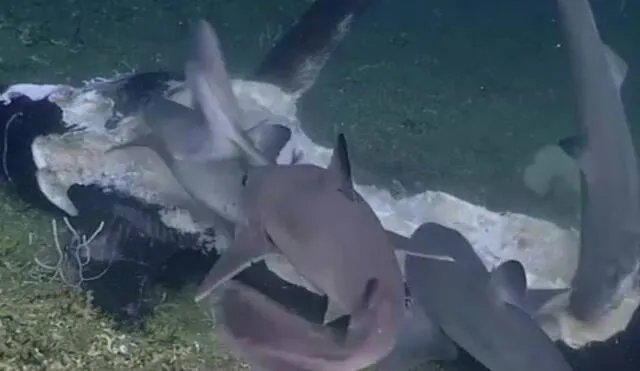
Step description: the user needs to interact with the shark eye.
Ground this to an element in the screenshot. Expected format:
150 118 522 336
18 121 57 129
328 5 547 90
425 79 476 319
241 173 248 186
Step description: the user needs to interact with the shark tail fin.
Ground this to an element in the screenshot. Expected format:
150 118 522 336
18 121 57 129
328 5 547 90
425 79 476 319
187 20 270 166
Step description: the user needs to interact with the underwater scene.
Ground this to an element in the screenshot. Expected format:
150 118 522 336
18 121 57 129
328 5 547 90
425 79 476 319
0 0 639 370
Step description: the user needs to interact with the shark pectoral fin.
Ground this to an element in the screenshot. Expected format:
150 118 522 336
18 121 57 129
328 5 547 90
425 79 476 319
489 259 528 308
246 124 292 163
376 300 457 371
603 43 628 91
525 288 571 315
194 227 271 303
327 133 359 201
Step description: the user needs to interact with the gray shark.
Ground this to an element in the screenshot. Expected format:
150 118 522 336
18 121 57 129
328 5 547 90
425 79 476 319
217 279 387 371
111 93 290 225
376 224 568 371
107 20 294 237
555 0 640 323
389 226 568 316
107 104 288 244
403 223 573 371
114 20 275 166
195 133 406 369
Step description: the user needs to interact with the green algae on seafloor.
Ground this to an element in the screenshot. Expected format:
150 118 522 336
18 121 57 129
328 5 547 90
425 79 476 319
0 188 245 370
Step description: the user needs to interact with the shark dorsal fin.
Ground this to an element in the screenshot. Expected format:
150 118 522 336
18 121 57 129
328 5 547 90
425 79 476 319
489 259 528 308
327 133 357 201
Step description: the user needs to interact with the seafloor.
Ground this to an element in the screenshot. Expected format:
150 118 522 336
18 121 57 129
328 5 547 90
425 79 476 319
0 0 638 370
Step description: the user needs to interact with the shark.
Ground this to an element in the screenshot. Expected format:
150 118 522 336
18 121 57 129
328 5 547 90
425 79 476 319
110 92 291 226
554 0 640 324
106 20 291 243
375 226 569 371
194 133 408 369
388 226 569 317
400 222 573 371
